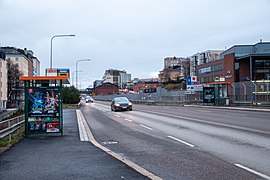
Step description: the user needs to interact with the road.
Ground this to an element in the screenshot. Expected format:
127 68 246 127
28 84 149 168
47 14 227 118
81 101 270 180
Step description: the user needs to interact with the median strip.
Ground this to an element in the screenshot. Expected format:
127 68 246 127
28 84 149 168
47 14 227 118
167 135 195 147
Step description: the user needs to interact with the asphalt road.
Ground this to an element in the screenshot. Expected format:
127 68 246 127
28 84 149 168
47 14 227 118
81 101 270 180
0 109 148 180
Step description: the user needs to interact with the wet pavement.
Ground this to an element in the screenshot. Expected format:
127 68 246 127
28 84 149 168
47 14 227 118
0 109 148 180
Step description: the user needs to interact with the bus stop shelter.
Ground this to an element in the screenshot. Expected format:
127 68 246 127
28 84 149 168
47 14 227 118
19 76 70 136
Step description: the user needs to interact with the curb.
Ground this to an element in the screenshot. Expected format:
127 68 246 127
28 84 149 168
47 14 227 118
76 110 162 180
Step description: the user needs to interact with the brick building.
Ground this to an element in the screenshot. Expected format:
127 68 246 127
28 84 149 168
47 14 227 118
92 82 119 96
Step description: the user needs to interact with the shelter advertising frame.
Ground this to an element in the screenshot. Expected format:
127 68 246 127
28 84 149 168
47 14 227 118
20 76 69 136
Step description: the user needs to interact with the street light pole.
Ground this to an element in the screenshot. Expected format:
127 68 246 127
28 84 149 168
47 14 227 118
72 70 82 86
76 59 91 89
50 34 75 69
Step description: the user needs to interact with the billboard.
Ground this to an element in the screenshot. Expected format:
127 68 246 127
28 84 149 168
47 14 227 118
27 87 60 133
203 87 215 103
45 68 70 78
46 68 58 76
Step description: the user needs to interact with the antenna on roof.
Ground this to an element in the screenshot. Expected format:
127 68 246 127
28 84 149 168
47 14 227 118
260 39 262 43
225 46 226 50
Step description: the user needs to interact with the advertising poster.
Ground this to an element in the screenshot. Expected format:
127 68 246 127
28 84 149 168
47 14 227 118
203 87 215 103
46 122 60 132
27 87 60 133
28 87 59 117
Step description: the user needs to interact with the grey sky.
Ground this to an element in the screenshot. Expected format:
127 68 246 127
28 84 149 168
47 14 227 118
1 0 270 88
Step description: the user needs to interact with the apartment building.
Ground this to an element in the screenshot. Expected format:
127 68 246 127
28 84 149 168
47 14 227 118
2 47 40 107
102 69 131 88
159 56 190 83
2 47 40 76
190 50 223 76
0 48 7 109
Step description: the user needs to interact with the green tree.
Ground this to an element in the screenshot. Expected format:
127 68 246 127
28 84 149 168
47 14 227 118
62 86 80 104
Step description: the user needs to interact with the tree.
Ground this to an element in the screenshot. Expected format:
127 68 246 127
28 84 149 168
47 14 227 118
62 86 80 104
7 59 23 108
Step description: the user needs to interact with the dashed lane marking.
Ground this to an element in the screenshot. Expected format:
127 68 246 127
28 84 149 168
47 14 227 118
167 135 195 148
124 118 133 122
140 124 153 130
77 110 162 180
234 164 270 180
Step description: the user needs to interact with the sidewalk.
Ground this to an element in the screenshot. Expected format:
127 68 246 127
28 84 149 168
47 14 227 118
0 109 148 180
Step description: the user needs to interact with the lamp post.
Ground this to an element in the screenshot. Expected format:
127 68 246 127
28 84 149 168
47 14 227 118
72 70 82 86
76 59 91 89
50 34 75 69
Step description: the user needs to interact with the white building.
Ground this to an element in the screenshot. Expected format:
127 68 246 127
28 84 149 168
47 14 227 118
102 69 131 88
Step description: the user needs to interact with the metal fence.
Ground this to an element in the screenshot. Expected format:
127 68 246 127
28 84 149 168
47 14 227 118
93 82 270 107
229 81 270 106
0 115 24 142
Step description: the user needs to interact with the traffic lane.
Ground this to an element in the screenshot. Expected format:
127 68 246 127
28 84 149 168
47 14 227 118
81 104 259 180
86 102 270 178
93 101 270 135
115 110 270 177
0 109 148 180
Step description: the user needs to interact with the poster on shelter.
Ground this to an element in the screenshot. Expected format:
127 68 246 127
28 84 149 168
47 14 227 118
203 87 215 103
46 122 60 132
28 87 59 117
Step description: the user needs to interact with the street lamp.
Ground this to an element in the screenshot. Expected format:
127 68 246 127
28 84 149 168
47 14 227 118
72 70 82 86
76 59 91 89
50 34 75 69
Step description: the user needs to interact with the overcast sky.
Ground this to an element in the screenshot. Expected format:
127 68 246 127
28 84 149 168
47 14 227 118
1 0 270 88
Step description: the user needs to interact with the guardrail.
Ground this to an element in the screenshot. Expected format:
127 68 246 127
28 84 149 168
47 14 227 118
0 115 25 142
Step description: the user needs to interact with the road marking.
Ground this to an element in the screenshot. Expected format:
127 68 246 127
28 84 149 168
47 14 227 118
77 109 162 180
124 118 133 122
139 110 270 135
140 124 153 130
234 164 270 179
76 110 89 141
115 115 120 118
167 135 195 147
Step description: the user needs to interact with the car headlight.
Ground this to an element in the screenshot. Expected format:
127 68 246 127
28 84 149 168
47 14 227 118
115 103 120 107
128 102 132 106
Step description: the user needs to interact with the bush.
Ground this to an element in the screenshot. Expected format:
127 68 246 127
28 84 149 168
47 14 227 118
62 86 80 104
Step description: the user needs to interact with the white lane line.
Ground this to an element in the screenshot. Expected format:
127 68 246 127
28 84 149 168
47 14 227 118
76 110 89 141
78 109 162 180
234 164 270 180
167 135 195 148
115 115 120 118
140 124 153 130
124 118 133 122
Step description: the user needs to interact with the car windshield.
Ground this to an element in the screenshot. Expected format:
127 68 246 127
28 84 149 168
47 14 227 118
114 97 129 103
